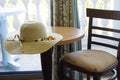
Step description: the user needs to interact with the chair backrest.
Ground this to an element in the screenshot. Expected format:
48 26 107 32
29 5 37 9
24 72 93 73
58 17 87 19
86 8 120 55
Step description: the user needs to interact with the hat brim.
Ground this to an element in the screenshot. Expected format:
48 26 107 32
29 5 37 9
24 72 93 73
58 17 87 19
4 32 63 55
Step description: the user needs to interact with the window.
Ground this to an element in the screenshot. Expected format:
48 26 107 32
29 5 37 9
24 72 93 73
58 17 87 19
77 0 120 52
0 0 50 73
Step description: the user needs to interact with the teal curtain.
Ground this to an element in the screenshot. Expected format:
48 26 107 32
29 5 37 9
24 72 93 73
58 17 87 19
50 0 82 80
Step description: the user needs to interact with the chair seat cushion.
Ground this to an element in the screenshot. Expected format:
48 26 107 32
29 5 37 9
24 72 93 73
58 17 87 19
61 50 117 72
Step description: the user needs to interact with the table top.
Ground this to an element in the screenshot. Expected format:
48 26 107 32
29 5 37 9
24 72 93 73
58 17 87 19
52 26 84 45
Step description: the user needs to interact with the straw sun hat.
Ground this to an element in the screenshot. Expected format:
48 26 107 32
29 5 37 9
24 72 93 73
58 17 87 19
4 21 63 54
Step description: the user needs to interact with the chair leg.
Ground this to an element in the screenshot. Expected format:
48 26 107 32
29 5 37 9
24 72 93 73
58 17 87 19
87 74 90 80
117 67 120 80
59 61 64 80
93 76 101 80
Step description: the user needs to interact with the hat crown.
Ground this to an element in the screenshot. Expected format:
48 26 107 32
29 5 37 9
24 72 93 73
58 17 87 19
20 22 47 42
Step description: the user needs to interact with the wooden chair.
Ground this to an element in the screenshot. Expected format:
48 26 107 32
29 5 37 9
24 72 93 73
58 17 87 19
60 8 120 80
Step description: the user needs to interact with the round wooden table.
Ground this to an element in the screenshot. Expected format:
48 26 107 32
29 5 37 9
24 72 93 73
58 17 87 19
52 26 84 45
41 26 84 80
